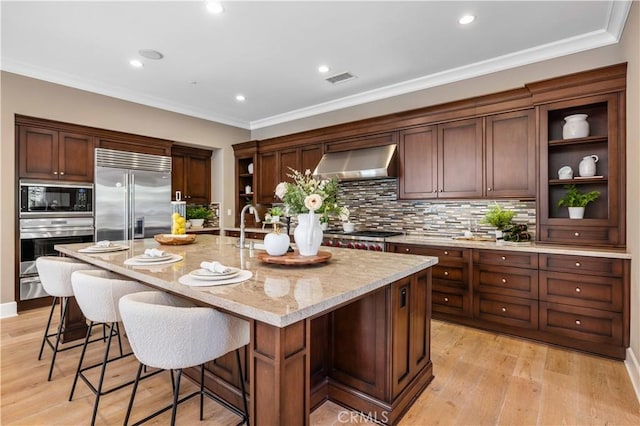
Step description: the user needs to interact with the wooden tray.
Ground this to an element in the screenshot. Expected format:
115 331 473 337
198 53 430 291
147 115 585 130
153 234 197 245
257 250 332 265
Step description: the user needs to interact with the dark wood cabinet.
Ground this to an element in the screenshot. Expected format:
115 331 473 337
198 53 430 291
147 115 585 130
399 118 482 199
96 137 172 156
485 109 536 198
171 145 212 205
533 64 626 248
18 126 94 182
233 141 258 228
256 151 278 204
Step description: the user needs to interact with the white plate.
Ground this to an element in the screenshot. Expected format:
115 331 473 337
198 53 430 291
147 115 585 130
133 253 174 262
189 267 241 280
79 245 128 253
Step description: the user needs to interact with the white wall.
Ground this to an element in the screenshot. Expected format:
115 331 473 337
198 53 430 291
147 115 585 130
252 1 640 395
0 72 250 306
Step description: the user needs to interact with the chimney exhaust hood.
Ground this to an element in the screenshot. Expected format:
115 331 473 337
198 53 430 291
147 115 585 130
313 144 397 180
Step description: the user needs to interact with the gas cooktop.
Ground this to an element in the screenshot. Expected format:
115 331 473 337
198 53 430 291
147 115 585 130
324 229 403 238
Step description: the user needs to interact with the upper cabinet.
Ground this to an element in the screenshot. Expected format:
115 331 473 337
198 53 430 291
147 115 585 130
233 141 258 227
171 145 212 205
18 125 95 182
399 118 483 199
485 109 536 198
537 93 624 247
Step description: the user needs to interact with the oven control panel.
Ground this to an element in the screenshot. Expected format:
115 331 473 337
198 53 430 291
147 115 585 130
322 239 385 251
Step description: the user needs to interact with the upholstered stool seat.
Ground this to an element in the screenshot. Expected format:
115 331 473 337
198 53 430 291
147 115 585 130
35 256 100 381
119 291 250 426
69 269 149 426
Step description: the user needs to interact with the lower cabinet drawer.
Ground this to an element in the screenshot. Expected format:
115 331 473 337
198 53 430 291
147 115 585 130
540 271 623 311
432 264 468 290
473 293 538 329
539 302 623 345
432 289 471 317
540 254 624 276
539 225 617 246
474 265 538 299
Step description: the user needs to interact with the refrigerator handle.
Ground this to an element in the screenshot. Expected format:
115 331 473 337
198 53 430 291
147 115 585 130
129 173 135 239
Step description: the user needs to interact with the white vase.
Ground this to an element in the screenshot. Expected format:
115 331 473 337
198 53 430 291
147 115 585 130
568 207 585 219
495 229 503 240
264 231 290 256
294 212 323 256
320 222 329 231
578 155 599 177
190 218 204 227
562 114 589 139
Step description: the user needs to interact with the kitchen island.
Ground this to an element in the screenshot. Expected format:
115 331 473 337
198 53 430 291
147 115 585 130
56 234 438 425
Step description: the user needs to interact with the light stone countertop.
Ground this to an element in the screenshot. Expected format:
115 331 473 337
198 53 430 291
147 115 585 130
55 235 437 327
386 235 632 259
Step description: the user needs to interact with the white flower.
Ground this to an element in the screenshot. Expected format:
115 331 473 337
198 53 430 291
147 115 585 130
304 194 323 211
339 206 350 222
275 182 288 200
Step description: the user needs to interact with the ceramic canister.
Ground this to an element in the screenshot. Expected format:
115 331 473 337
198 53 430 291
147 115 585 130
562 114 589 139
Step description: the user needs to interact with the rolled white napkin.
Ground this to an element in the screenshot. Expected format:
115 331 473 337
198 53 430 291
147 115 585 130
96 240 113 248
200 261 231 274
144 248 166 257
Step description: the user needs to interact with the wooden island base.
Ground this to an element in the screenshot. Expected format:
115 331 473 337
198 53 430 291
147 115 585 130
192 268 434 425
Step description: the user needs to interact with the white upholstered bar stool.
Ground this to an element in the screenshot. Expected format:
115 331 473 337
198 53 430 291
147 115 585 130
69 269 149 426
35 256 100 381
119 291 250 426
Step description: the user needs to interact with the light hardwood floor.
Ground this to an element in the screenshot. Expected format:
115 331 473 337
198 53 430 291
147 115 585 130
2 306 639 425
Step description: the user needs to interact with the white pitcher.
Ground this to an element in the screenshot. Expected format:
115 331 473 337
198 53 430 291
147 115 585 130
578 154 598 177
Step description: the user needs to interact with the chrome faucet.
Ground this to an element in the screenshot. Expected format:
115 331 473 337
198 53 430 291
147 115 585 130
239 204 261 249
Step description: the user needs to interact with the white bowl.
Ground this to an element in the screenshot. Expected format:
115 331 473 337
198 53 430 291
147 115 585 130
342 222 355 233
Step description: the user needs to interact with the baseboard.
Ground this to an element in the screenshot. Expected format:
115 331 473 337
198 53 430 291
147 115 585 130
625 347 640 404
0 301 18 318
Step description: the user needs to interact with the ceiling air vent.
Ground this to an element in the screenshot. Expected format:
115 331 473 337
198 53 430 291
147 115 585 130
325 72 356 85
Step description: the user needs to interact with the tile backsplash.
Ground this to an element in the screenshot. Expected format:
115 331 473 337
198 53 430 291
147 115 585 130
333 178 536 238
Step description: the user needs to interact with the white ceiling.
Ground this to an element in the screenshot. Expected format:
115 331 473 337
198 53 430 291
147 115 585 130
1 1 632 130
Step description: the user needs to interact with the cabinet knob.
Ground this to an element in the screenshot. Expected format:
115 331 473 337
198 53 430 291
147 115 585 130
405 248 410 252
501 307 507 312
60 171 64 175
53 171 58 175
501 256 506 261
501 278 507 284
487 187 492 191
575 287 581 293
444 271 449 276
444 297 449 302
574 232 580 237
575 262 581 267
443 251 449 255
575 320 581 326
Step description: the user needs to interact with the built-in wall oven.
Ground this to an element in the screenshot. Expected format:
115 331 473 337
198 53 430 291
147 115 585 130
18 181 94 302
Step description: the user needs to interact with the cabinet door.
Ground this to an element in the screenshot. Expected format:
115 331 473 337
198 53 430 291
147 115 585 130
185 155 210 204
278 148 298 184
485 110 536 198
18 126 59 179
58 132 95 182
438 118 483 198
171 154 186 200
398 125 437 199
257 151 278 204
300 144 323 175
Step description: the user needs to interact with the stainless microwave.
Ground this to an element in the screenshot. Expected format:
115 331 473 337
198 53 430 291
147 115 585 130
19 180 93 217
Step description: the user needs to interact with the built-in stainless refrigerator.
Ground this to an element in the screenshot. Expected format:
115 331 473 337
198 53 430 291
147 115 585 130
95 148 172 241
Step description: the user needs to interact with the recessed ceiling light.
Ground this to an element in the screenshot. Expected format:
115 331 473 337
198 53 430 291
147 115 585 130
459 14 475 25
318 65 330 73
206 1 224 14
235 94 246 102
139 49 163 60
129 59 143 68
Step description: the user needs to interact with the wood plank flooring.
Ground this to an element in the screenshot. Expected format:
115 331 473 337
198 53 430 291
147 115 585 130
2 306 639 425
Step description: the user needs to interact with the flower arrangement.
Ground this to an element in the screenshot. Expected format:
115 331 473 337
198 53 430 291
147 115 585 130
481 203 515 230
275 168 344 219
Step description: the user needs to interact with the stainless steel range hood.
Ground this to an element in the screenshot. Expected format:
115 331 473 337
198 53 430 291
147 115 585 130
313 144 397 180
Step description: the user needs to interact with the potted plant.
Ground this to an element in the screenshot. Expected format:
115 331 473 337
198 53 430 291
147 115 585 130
267 206 285 222
557 184 600 219
482 203 515 239
186 205 212 227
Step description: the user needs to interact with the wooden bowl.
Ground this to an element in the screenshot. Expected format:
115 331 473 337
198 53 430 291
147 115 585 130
153 234 197 245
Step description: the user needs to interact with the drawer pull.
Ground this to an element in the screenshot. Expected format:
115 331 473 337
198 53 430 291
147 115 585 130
575 262 581 267
574 232 580 237
501 278 507 284
501 256 506 261
575 287 581 293
444 251 449 255
405 248 410 252
444 271 449 276
575 320 581 326
501 307 507 312
444 297 449 302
